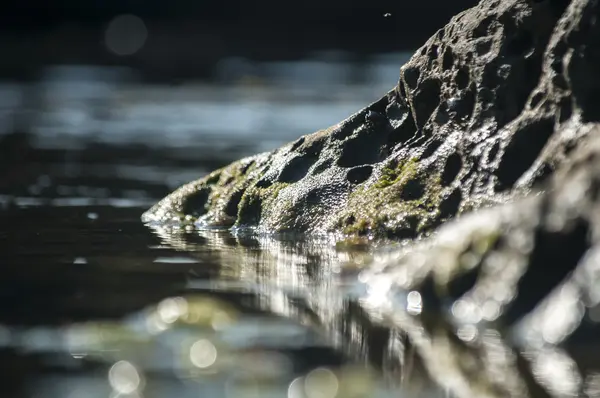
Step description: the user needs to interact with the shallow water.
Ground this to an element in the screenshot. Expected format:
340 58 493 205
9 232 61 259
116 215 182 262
0 75 444 398
1 204 423 398
3 70 600 398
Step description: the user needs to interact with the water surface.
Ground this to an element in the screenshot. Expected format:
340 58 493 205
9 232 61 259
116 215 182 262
0 74 438 398
3 68 598 398
1 204 422 398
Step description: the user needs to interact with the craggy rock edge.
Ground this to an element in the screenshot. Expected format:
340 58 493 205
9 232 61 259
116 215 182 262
359 125 600 398
153 127 600 397
143 0 599 242
144 0 600 396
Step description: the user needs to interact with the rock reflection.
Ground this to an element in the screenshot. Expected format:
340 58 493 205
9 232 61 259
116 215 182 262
147 223 599 398
149 226 442 396
147 226 454 396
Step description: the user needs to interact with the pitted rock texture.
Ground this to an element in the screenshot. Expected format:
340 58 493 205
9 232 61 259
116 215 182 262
143 0 600 240
151 128 600 398
148 129 600 398
360 127 600 398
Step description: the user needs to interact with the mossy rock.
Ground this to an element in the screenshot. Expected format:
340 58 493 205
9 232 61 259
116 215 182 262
144 0 600 243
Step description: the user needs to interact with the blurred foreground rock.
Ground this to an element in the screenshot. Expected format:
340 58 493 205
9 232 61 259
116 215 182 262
152 129 600 397
151 129 600 397
145 0 600 396
143 0 599 240
360 127 600 397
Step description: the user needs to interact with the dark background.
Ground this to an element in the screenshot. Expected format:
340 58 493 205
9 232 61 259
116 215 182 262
1 0 478 82
0 0 481 204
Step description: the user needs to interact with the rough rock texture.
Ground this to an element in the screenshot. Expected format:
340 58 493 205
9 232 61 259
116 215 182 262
359 127 600 397
143 0 599 241
144 1 600 395
152 128 600 398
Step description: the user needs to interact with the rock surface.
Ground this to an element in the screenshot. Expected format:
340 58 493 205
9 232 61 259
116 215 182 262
152 128 600 397
143 0 600 395
360 126 600 397
143 0 600 240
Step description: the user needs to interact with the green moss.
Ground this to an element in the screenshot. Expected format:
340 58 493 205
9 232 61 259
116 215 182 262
375 157 419 188
212 159 261 202
265 182 289 199
338 157 445 239
335 236 371 251
172 155 272 228
342 218 370 235
236 182 290 226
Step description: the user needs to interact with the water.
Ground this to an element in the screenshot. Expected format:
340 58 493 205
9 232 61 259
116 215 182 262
3 62 598 398
0 65 443 398
1 205 412 398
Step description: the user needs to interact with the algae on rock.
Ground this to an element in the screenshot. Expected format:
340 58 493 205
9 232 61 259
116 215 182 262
338 157 446 238
144 0 600 243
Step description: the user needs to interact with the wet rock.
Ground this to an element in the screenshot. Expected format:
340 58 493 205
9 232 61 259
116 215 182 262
153 127 600 397
144 0 600 240
360 127 600 397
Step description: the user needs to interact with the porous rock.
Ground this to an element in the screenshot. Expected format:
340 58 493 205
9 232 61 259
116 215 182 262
359 126 600 397
143 0 600 240
151 126 600 398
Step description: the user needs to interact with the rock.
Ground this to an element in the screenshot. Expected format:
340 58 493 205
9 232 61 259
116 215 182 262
143 1 600 394
143 0 600 241
360 126 600 397
151 126 600 397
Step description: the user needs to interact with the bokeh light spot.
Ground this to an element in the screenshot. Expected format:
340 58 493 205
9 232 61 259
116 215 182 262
105 15 148 56
108 360 141 394
157 296 188 324
406 290 422 315
304 367 339 398
288 376 306 398
190 339 218 369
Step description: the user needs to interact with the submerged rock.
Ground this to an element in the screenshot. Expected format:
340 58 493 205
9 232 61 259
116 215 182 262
143 0 599 241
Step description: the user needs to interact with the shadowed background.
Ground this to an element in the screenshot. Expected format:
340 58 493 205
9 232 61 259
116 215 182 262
0 3 481 397
2 0 476 81
0 0 478 201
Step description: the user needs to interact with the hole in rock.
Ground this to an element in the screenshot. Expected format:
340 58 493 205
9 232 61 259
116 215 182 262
439 188 462 220
347 165 373 184
290 137 305 152
338 133 385 167
224 189 245 218
421 139 443 159
495 117 555 191
441 153 463 186
403 67 420 90
181 187 211 217
473 16 494 38
442 47 455 70
529 91 544 109
278 154 319 183
455 66 470 90
400 178 426 201
558 97 573 124
506 30 534 57
413 79 442 128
